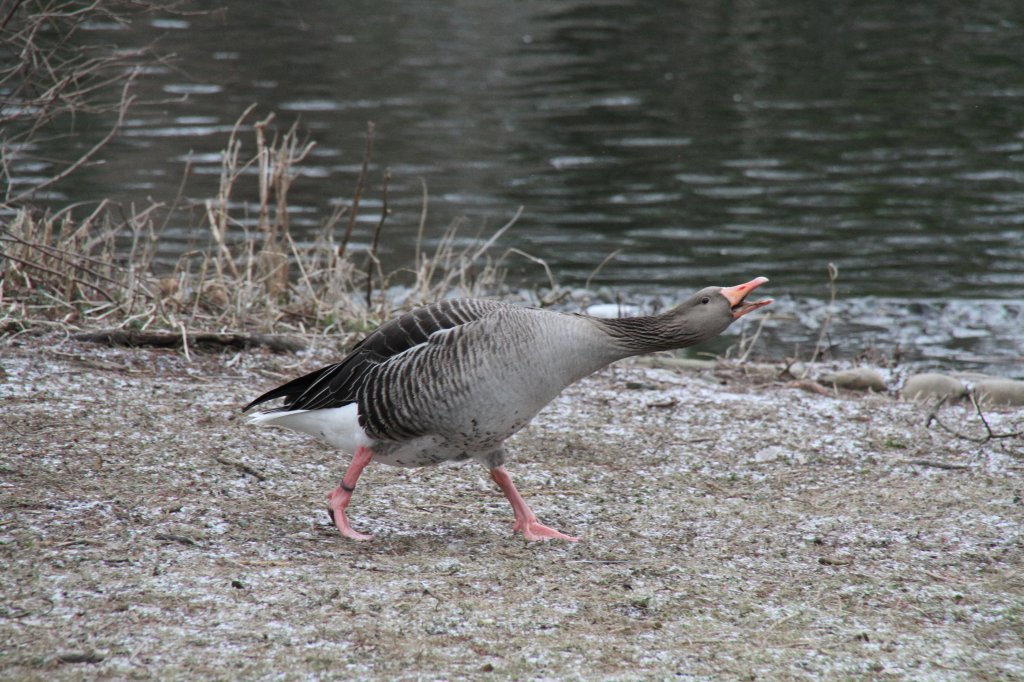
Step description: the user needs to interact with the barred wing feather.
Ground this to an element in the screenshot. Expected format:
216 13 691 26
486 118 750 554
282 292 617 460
242 299 508 413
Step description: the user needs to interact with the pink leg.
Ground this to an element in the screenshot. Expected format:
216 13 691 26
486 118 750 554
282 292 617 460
325 446 374 541
489 466 579 542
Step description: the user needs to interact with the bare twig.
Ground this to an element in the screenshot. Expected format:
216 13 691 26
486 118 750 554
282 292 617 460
470 205 523 264
254 112 276 241
337 121 376 259
803 263 838 376
415 177 428 269
584 249 621 291
1 251 115 302
505 249 561 302
898 459 969 471
74 329 305 353
154 533 198 546
284 231 321 317
925 394 1023 444
738 312 772 363
0 230 131 290
1 0 27 30
785 378 831 396
7 71 137 205
365 168 391 308
215 456 267 482
203 104 258 283
179 321 192 362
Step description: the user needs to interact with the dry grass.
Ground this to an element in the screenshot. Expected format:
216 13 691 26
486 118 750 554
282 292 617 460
2 3 521 336
1 108 519 340
7 5 1021 678
1 335 1022 680
0 0 599 341
0 1 183 205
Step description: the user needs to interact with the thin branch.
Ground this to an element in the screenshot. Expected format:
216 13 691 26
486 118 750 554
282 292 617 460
967 391 1023 442
337 121 375 259
7 70 137 205
0 234 125 289
214 455 267 481
415 176 428 270
585 248 621 291
179 320 192 363
803 263 838 377
898 459 969 471
284 230 321 318
925 394 1024 444
738 311 772 363
2 251 115 302
502 247 569 306
469 205 523 264
365 168 390 308
1 0 26 30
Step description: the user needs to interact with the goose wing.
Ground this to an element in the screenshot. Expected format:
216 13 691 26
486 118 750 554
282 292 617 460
243 299 510 412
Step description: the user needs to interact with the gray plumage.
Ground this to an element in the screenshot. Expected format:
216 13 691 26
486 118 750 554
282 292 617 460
245 279 771 540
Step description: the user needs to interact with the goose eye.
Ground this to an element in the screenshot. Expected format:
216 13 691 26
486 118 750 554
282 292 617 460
700 296 710 305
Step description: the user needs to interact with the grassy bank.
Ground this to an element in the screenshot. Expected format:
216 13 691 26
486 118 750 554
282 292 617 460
1 334 1022 680
2 112 523 343
4 6 1022 679
3 141 1022 680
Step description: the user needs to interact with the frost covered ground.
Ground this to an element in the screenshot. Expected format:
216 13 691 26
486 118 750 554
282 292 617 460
2 332 1022 680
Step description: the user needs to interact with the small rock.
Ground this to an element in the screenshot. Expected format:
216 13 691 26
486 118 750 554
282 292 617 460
586 302 642 318
57 651 104 664
953 372 996 384
625 381 657 390
786 378 830 396
818 368 887 392
901 373 966 402
972 378 1024 406
786 362 809 378
753 446 785 463
637 356 717 371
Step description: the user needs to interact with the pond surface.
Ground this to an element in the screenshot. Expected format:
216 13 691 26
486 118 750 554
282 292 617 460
13 0 1024 376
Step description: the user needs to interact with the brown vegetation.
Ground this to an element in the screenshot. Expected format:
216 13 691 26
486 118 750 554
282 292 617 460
1 3 520 342
1 337 1022 679
1 106 521 341
2 5 1022 680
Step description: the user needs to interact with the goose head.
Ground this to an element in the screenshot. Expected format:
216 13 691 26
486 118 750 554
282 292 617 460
666 276 773 345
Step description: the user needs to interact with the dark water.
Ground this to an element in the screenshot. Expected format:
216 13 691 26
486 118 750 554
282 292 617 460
10 0 1024 376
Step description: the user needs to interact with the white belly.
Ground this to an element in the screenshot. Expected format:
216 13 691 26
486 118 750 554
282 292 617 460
248 404 498 468
247 404 372 455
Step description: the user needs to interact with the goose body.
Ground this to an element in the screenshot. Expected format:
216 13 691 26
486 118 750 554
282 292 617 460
252 303 628 467
246 278 772 541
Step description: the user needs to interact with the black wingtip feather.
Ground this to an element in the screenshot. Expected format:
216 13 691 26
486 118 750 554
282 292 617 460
243 299 510 415
242 364 339 412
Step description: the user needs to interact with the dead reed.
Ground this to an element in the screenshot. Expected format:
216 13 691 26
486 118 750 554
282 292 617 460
0 109 517 340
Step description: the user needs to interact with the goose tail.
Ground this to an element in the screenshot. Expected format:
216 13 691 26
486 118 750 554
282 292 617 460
246 404 370 454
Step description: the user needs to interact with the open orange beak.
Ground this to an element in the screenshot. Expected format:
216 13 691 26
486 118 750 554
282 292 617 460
720 277 773 319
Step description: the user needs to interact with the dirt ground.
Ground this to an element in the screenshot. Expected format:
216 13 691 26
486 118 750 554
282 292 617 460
2 331 1022 681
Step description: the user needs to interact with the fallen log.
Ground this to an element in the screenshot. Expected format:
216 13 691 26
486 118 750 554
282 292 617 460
74 329 305 353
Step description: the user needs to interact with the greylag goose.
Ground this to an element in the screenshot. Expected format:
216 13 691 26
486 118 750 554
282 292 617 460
245 277 771 541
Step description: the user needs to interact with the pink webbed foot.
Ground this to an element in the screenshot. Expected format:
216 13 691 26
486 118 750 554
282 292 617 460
325 446 374 541
326 486 372 541
490 466 579 543
513 516 580 542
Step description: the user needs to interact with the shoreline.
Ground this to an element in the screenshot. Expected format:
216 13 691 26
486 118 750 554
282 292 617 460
2 330 1022 679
